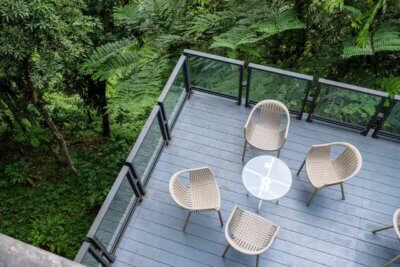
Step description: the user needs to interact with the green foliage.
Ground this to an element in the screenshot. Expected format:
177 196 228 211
4 161 33 185
377 76 400 97
356 0 384 48
342 20 400 58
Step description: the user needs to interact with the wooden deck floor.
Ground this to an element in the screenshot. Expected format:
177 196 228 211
113 91 400 267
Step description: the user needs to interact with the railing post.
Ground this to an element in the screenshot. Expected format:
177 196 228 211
238 65 244 105
372 97 398 138
298 79 313 120
125 166 145 201
157 108 170 144
90 236 115 264
245 67 252 107
157 101 171 140
183 56 191 97
306 83 321 122
362 96 387 136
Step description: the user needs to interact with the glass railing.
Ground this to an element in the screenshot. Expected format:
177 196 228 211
372 96 400 139
126 106 166 183
158 55 188 129
75 242 108 267
184 49 244 104
308 78 388 133
247 63 313 118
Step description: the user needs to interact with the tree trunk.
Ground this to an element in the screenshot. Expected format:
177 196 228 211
97 80 110 137
22 59 77 174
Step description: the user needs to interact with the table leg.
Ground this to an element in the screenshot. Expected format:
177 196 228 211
258 200 263 212
276 199 279 205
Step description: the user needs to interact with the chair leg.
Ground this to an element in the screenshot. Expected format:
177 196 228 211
307 188 319 207
340 183 345 200
183 211 192 232
242 141 247 162
277 149 280 158
297 160 305 176
222 244 230 258
372 224 394 234
256 255 260 267
217 210 223 227
384 254 400 267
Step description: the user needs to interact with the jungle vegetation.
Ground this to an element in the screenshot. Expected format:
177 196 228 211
0 0 399 259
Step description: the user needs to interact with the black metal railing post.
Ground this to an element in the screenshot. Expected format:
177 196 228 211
157 108 170 144
306 83 321 122
245 67 252 107
183 56 191 97
90 236 115 263
363 96 387 136
75 242 111 267
298 79 314 120
125 166 145 201
372 97 398 138
238 65 244 105
157 101 171 140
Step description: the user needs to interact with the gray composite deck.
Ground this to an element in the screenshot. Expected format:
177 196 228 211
113 91 400 267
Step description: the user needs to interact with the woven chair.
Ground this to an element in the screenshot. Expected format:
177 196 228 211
297 142 362 206
222 206 279 267
169 167 223 232
372 209 400 266
242 100 290 161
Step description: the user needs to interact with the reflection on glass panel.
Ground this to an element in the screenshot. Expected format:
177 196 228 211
81 251 101 267
382 102 400 134
133 117 163 182
164 68 186 125
313 85 381 126
250 69 308 111
189 56 240 97
94 177 134 251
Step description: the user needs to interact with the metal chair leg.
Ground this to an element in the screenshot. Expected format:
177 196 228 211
372 224 394 234
340 183 345 200
217 210 223 227
297 159 305 176
183 211 192 232
242 141 247 162
256 255 260 267
307 188 319 207
277 149 280 158
222 244 230 258
384 254 400 267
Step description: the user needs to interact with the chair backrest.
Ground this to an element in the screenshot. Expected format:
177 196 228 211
169 174 191 209
249 100 290 137
394 209 400 239
332 142 362 181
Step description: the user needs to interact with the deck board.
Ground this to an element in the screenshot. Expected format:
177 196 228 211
114 92 400 267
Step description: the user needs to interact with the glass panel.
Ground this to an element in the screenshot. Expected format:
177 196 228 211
382 101 400 134
189 56 240 97
313 85 382 126
250 69 309 111
133 117 163 182
94 176 135 251
81 251 101 267
163 68 186 126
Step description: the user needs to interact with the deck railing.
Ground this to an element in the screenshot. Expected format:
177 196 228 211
75 49 400 266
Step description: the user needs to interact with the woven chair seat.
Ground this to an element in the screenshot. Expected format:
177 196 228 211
169 167 223 232
225 206 279 256
246 124 285 151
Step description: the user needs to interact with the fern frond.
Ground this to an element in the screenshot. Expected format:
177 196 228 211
83 39 138 81
113 4 141 26
210 26 262 50
188 12 228 37
323 0 344 13
377 77 400 97
356 0 384 48
254 9 305 38
342 20 400 58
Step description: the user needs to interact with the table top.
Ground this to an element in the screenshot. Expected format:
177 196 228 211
242 155 292 201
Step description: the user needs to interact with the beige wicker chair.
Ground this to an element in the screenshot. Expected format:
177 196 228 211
372 209 400 267
296 142 362 206
169 167 223 232
242 100 290 161
222 206 279 267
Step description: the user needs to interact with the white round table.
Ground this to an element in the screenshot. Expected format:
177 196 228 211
242 155 292 211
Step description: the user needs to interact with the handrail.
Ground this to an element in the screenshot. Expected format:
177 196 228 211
248 63 313 81
158 55 187 103
318 78 388 97
183 49 244 66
